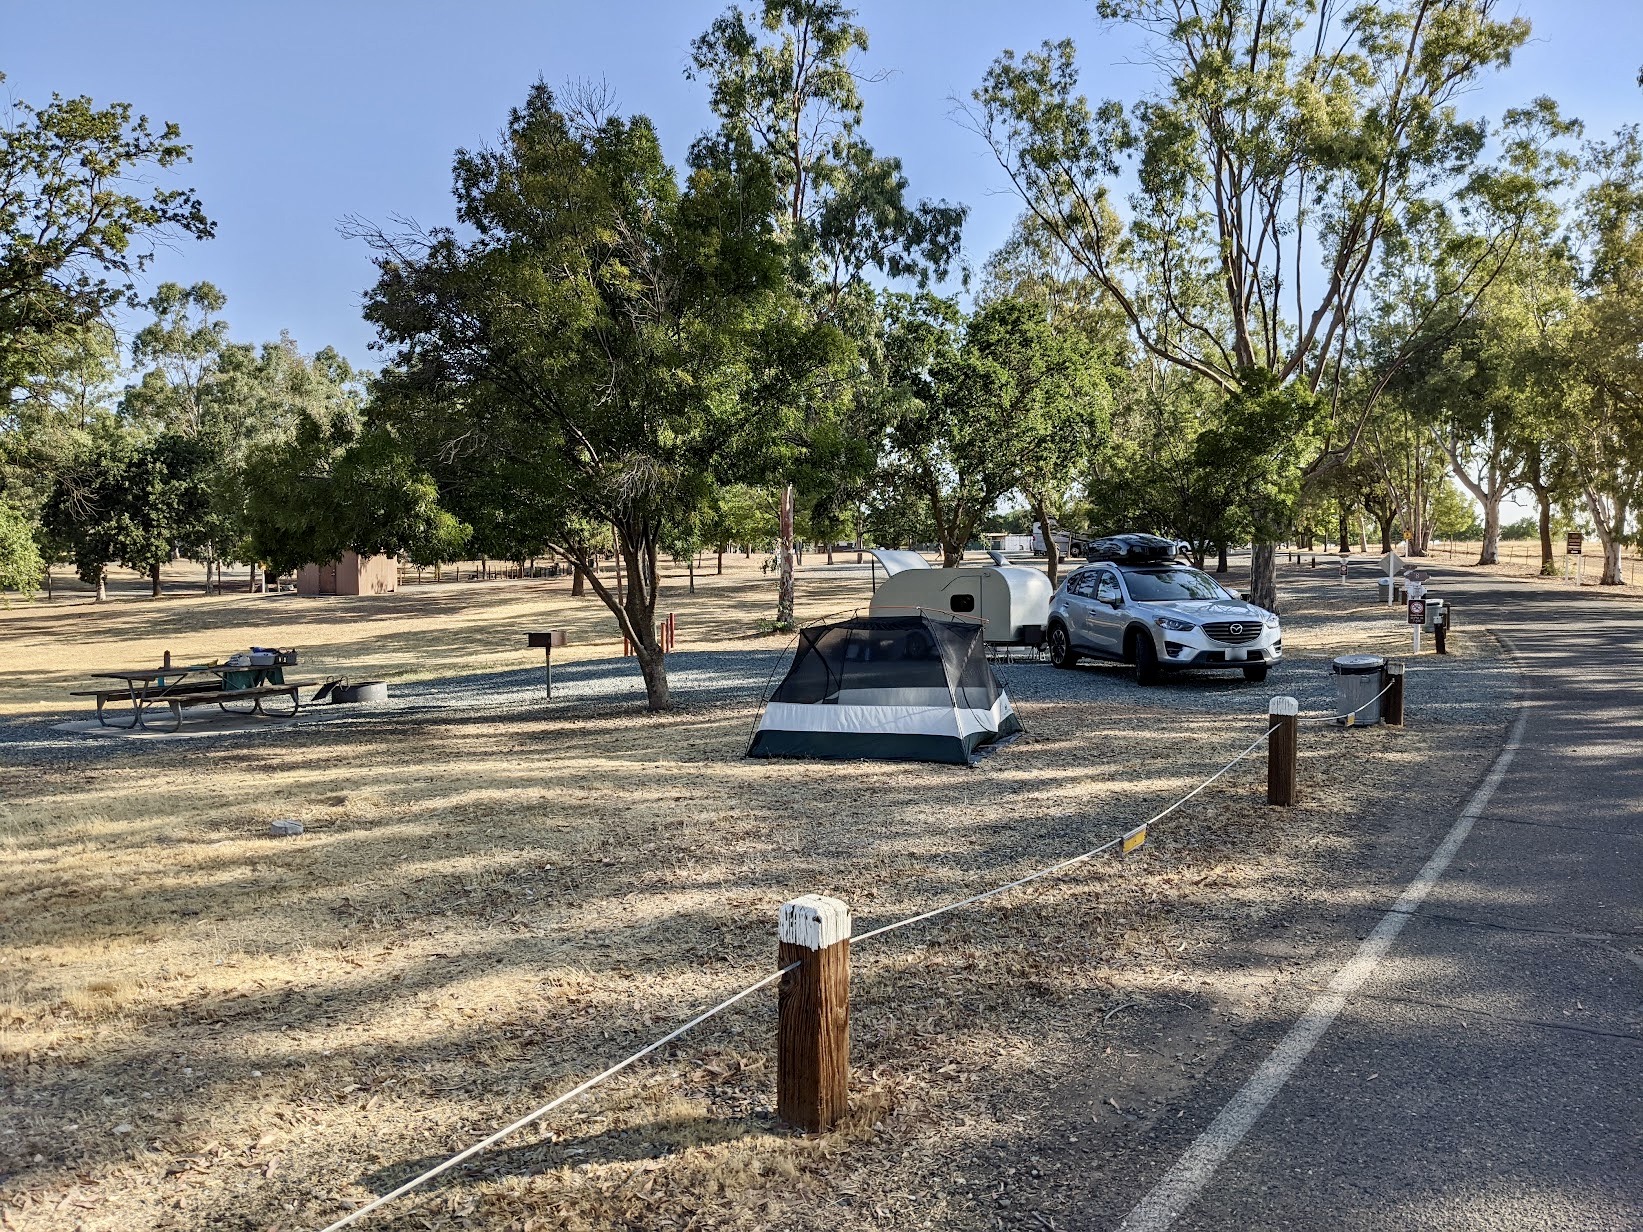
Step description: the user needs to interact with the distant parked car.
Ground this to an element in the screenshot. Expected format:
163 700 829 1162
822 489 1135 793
1046 548 1282 684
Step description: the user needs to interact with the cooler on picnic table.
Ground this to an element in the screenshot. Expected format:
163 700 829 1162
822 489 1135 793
219 647 298 690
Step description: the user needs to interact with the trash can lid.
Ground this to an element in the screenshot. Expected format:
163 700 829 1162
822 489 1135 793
1332 653 1386 675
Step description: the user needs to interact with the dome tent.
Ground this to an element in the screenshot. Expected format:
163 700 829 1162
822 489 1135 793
747 613 1022 765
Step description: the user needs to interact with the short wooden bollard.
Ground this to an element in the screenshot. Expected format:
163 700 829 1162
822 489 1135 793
776 895 850 1132
1267 696 1299 806
1383 662 1405 727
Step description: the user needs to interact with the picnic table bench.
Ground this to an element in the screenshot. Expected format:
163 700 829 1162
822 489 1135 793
72 660 317 732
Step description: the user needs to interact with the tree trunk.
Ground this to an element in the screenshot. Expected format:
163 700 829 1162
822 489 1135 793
776 484 796 628
1587 492 1629 586
1478 498 1502 567
151 563 162 598
1601 535 1624 586
1250 543 1278 613
716 549 724 576
95 570 107 602
1534 486 1555 574
1338 504 1350 554
634 642 671 709
687 553 695 594
571 562 586 597
1215 542 1228 574
1030 495 1060 586
1378 514 1395 554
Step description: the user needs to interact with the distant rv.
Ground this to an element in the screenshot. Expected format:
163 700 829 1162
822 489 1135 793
1032 520 1089 559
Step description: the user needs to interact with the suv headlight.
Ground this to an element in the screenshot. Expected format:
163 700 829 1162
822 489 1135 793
1263 613 1281 628
1154 616 1197 632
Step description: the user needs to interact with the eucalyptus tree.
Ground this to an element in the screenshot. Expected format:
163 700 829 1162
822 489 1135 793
966 0 1545 609
1567 127 1643 584
0 73 212 402
355 84 793 709
690 0 965 626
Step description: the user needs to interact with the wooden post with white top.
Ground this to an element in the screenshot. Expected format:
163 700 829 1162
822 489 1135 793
1267 696 1299 806
776 894 851 1132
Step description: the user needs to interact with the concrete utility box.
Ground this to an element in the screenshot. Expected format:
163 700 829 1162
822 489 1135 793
296 552 398 596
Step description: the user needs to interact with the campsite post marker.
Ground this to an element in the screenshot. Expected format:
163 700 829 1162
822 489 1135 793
1267 696 1299 806
1383 662 1405 727
776 895 851 1132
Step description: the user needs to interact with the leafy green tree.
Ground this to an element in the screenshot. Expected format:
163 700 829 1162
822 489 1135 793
0 498 42 601
879 294 1102 568
690 0 966 625
966 1 1543 608
0 74 212 402
114 434 212 595
1559 127 1643 583
701 483 777 572
355 85 792 709
38 427 208 598
243 394 466 582
1429 479 1484 541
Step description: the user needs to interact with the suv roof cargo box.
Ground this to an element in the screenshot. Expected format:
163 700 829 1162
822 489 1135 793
1083 533 1186 564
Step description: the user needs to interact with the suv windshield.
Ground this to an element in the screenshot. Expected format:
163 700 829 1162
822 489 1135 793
1122 566 1232 602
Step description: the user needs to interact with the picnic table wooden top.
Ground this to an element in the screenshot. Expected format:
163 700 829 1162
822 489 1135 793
90 667 223 682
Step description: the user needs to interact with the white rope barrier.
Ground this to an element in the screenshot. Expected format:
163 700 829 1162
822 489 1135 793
316 963 798 1232
316 708 1310 1228
853 722 1279 946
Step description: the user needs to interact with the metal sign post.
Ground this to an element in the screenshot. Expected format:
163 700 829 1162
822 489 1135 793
1567 532 1584 586
1408 597 1425 654
527 630 568 698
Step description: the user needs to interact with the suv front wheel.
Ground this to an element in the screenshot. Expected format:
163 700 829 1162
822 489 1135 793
1048 623 1078 670
1131 630 1161 685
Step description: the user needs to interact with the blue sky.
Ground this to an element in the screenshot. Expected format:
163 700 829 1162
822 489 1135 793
6 1 1640 371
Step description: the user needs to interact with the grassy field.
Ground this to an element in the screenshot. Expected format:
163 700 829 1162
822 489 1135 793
0 560 1509 1231
0 555 829 717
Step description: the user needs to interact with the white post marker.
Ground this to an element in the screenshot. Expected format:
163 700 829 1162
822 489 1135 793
776 894 851 1132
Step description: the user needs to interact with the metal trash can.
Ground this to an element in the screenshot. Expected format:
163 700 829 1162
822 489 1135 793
1331 654 1387 725
1422 597 1444 632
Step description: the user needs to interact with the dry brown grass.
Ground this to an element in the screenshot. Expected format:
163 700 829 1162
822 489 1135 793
0 559 1511 1231
1347 539 1643 597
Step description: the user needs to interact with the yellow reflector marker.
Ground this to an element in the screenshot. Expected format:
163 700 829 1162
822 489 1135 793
1122 824 1148 855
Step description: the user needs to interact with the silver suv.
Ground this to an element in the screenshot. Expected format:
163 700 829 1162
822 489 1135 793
1046 561 1282 684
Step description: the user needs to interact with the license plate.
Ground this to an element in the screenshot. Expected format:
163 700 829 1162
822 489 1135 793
1227 648 1248 661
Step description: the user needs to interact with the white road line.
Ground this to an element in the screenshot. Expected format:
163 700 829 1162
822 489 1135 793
1115 707 1528 1232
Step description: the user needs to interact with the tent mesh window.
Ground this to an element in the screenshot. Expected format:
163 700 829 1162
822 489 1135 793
771 615 987 708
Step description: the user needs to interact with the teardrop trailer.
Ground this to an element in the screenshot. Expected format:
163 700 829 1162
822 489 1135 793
864 550 1054 651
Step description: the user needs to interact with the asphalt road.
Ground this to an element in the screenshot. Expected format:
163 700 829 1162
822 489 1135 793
1109 568 1643 1230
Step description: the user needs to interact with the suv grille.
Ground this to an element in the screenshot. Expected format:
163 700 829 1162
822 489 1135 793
1203 620 1262 645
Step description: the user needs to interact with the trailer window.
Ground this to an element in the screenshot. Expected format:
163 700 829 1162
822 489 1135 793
950 593 976 612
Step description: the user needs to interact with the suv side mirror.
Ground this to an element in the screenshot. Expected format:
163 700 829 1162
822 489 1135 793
1238 590 1251 602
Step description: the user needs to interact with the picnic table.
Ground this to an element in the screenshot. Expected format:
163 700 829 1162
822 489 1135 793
72 658 318 732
